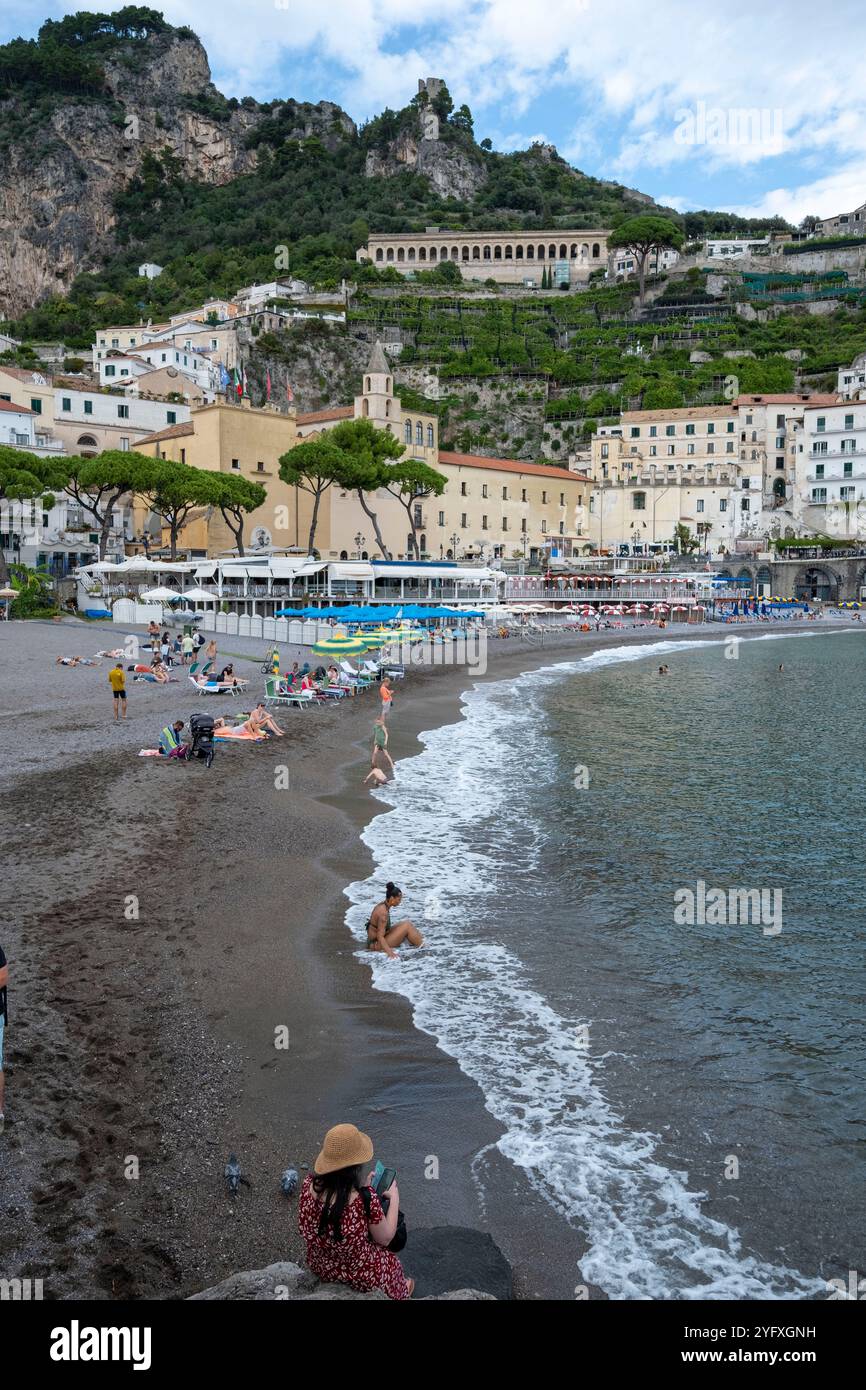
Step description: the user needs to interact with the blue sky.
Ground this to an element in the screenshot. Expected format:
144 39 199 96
5 0 866 223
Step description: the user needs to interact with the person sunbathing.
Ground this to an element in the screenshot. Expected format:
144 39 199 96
242 703 285 737
55 655 93 666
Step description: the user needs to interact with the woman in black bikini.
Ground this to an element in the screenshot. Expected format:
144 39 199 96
365 883 423 959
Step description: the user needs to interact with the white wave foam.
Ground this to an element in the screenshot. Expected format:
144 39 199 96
344 636 829 1299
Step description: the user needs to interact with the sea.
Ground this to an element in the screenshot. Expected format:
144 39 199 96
345 629 866 1299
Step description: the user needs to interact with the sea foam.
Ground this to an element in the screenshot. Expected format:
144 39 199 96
344 636 831 1299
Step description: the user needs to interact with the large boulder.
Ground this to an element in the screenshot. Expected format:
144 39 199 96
188 1261 493 1301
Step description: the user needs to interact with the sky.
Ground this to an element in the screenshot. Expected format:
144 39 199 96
4 0 866 223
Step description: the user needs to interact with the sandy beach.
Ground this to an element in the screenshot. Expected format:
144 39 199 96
0 611 835 1299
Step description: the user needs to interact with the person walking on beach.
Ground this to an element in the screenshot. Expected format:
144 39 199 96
380 676 394 720
109 662 127 719
366 883 423 959
371 716 395 779
298 1123 413 1299
181 631 194 666
0 940 7 1135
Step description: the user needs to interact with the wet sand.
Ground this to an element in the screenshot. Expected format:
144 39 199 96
0 614 832 1298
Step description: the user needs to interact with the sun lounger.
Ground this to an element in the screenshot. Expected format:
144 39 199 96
339 660 374 687
189 674 247 698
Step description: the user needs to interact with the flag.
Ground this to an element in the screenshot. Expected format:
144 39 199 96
242 367 247 398
266 369 272 401
286 383 294 403
219 362 231 392
234 367 242 399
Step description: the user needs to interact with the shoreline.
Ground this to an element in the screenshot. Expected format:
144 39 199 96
0 616 850 1299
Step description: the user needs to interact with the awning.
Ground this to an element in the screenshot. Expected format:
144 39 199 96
269 558 326 578
329 563 375 580
371 564 497 581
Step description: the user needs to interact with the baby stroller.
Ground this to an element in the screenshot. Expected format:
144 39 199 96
188 712 216 768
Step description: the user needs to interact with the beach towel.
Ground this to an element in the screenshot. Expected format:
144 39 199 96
213 726 267 741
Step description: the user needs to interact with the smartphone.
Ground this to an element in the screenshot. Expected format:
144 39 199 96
372 1163 396 1194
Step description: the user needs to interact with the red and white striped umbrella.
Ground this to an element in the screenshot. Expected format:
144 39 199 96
651 602 669 611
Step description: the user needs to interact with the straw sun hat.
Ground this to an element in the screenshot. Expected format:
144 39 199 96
314 1124 374 1175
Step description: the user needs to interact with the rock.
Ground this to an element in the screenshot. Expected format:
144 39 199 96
188 1259 496 1301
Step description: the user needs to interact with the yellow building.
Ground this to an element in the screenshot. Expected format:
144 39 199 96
136 400 314 555
300 343 591 562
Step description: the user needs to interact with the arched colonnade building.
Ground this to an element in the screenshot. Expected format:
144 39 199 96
356 229 611 285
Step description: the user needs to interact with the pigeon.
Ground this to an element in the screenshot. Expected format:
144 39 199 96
224 1154 251 1197
280 1167 299 1198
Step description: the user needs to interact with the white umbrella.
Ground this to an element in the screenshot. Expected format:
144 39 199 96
181 587 218 602
140 586 183 602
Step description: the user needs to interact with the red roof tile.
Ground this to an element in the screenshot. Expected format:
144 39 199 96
438 450 591 482
295 405 354 425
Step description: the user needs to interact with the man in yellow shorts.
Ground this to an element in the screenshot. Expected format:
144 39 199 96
109 662 127 720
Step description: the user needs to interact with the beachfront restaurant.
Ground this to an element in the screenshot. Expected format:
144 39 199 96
76 555 505 622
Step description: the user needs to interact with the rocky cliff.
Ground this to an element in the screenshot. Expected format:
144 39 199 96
0 27 355 317
365 129 487 202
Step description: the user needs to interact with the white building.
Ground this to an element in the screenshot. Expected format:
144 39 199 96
0 398 64 454
704 238 770 259
52 388 191 455
837 353 866 399
798 403 866 540
610 245 680 280
98 346 216 393
816 202 866 237
138 262 164 279
735 393 840 540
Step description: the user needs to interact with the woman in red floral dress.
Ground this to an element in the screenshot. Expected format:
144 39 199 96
298 1123 413 1300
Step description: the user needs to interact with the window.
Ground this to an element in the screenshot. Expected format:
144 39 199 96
404 421 412 442
745 414 753 425
461 481 467 496
842 438 856 453
685 423 695 436
697 498 705 513
559 521 565 535
843 460 853 477
120 437 129 451
649 426 657 438
813 441 828 455
632 492 646 510
426 425 434 447
707 442 715 454
256 462 265 473
811 487 827 502
601 443 609 459
707 422 715 435
438 510 445 526
30 397 43 415
521 489 527 502
105 366 116 378
649 445 657 457
117 404 129 419
521 517 527 532
560 493 565 506
687 443 695 455
667 445 675 456
776 457 785 470
741 497 750 512
841 485 856 499
482 484 488 498
167 410 176 425
542 490 547 503
502 516 509 531
666 425 675 437
61 397 71 412
726 442 734 453
630 427 640 438
541 520 548 534
461 512 468 529
416 423 423 445
775 414 785 429
720 498 727 512
845 414 854 429
727 421 734 432
180 449 186 464
815 463 825 478
502 486 508 500
482 515 488 530
816 417 825 432
84 400 93 415
231 458 240 470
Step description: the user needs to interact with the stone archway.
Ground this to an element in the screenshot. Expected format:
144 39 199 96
794 565 839 602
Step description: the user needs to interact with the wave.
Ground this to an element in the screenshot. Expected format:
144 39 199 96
344 636 830 1299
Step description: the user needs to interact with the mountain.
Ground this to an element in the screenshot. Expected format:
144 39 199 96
0 8 686 333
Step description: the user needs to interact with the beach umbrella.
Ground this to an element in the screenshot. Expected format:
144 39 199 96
181 587 217 603
140 586 183 601
311 631 369 657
